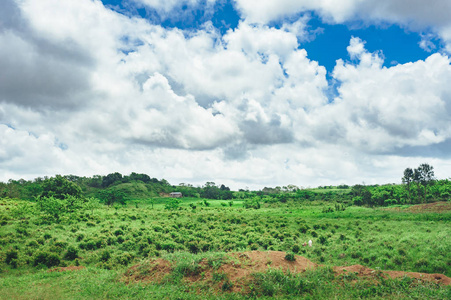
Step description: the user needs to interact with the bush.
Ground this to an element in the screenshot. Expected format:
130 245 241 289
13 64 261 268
187 241 199 254
285 253 296 261
114 229 124 236
27 240 39 248
76 233 84 242
299 224 309 234
292 244 300 254
64 246 78 260
318 236 327 245
115 252 133 266
33 251 60 268
100 250 111 262
5 249 18 265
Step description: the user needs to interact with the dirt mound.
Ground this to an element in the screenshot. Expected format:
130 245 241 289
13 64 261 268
124 251 451 289
387 201 451 213
124 258 171 284
216 251 316 284
333 264 451 285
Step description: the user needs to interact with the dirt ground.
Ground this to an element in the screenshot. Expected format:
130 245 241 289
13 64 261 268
124 251 451 290
385 201 451 213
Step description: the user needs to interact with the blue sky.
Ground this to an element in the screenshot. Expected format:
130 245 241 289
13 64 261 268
1 0 451 188
101 0 441 73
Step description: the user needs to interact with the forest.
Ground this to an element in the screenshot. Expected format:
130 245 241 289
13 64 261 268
0 164 450 299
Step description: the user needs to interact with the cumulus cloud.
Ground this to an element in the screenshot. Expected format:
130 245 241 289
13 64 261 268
1 0 451 188
234 0 451 51
310 38 451 153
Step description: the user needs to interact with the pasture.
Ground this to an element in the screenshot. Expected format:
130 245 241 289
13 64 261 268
1 197 450 299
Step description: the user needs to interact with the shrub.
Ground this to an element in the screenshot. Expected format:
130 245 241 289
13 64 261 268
64 246 78 260
187 241 199 254
285 253 296 261
299 224 309 233
292 244 300 254
318 236 327 245
76 234 84 242
33 251 60 268
115 252 133 265
46 254 61 267
100 250 111 262
26 240 39 248
5 249 18 265
114 229 124 236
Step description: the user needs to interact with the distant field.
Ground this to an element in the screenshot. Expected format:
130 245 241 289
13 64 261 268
1 197 450 299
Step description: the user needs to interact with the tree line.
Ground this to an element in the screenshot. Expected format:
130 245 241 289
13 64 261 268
1 164 449 209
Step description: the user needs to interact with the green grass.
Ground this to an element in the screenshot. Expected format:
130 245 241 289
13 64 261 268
1 197 450 299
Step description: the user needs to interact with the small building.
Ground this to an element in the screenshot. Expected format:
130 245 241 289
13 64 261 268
170 192 183 198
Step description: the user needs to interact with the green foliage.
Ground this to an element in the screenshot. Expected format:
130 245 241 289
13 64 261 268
165 199 180 210
97 189 127 206
244 197 261 209
100 250 111 262
285 252 296 261
41 175 82 200
63 246 78 260
32 251 60 268
5 249 18 265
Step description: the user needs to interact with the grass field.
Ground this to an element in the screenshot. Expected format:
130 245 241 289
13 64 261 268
1 197 450 299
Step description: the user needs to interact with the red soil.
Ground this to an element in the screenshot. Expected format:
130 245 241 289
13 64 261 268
124 251 451 289
386 201 451 213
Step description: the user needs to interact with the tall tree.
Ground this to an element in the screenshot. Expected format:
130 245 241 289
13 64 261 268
402 168 414 203
413 163 435 203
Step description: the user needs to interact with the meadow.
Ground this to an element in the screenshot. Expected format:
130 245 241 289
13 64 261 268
1 195 450 299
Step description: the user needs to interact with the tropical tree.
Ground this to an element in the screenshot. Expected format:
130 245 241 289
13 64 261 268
97 189 127 206
40 175 82 200
402 168 414 203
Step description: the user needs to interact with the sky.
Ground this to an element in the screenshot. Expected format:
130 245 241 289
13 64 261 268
1 0 451 189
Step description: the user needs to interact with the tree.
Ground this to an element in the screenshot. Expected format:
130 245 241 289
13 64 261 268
97 189 127 206
127 172 151 183
101 172 123 188
41 175 82 200
414 163 435 203
351 185 373 206
402 168 414 203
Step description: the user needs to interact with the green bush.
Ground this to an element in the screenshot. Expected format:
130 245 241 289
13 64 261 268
32 251 60 268
5 249 18 265
100 250 111 262
114 229 124 236
63 246 78 260
285 252 296 261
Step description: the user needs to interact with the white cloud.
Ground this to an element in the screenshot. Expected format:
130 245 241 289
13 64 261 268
234 0 451 51
1 0 451 189
347 36 366 59
312 39 451 153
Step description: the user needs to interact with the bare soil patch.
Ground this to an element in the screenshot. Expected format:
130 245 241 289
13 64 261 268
123 258 171 284
124 251 451 290
386 201 451 213
334 264 451 285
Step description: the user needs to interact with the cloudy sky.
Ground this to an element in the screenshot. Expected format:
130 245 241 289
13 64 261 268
1 0 451 189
